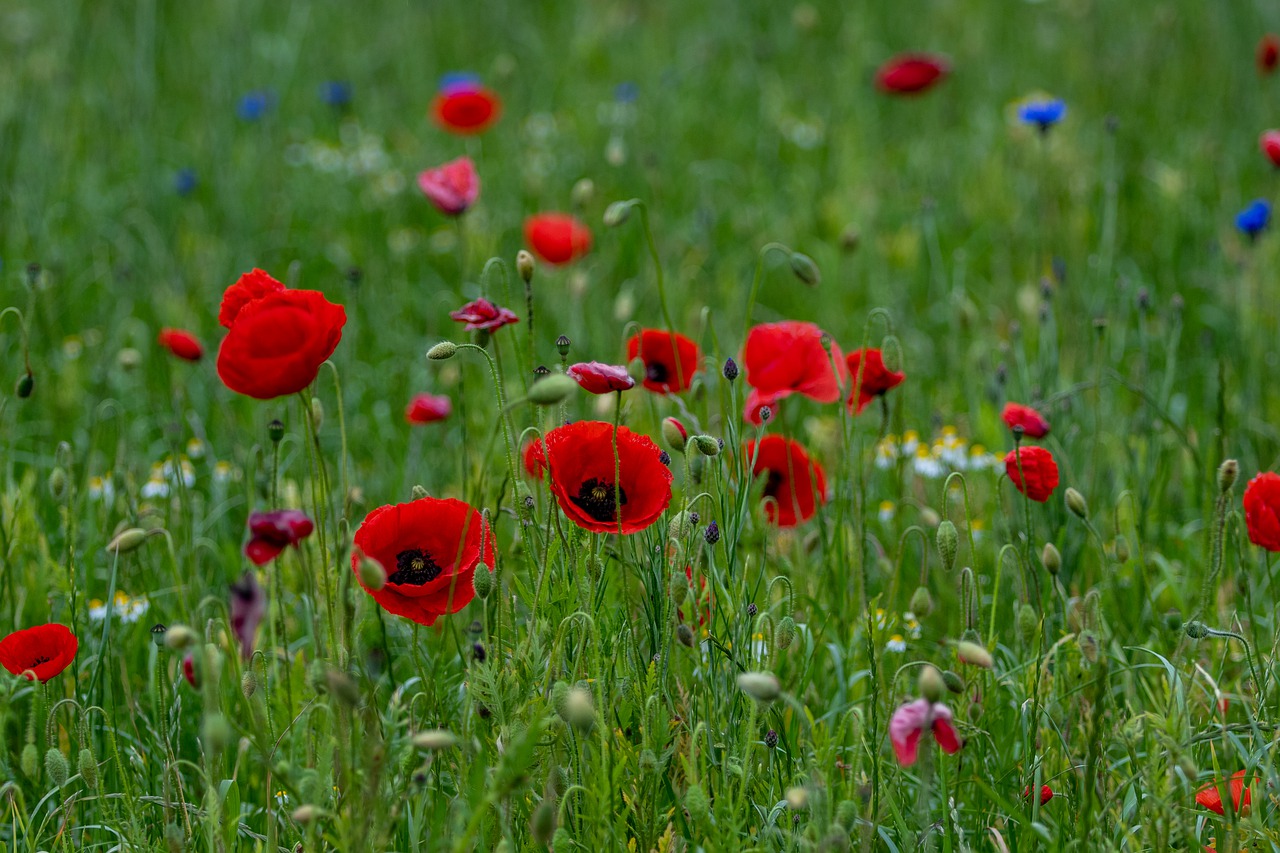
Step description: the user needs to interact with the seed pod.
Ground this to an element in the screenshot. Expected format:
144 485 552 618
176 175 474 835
1065 487 1088 519
426 341 458 360
268 419 285 443
736 671 781 702
918 664 945 702
775 616 797 651
527 374 576 405
78 747 98 789
936 521 958 571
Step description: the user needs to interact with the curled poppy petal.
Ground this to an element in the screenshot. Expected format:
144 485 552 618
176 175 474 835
890 699 962 766
1022 785 1054 805
524 213 592 265
406 394 452 425
743 435 827 527
846 349 905 414
1195 770 1251 816
218 269 287 329
157 328 204 362
544 421 672 534
418 156 480 215
0 624 78 682
567 362 635 394
1004 446 1059 503
1001 402 1051 438
743 321 846 406
449 298 518 332
523 437 547 479
626 329 700 394
875 53 950 95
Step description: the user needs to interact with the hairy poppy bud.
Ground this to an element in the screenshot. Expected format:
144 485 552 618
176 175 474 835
517 250 535 284
789 251 821 286
957 640 994 669
723 358 738 381
15 372 34 398
835 800 858 831
551 681 571 720
427 341 458 360
1065 487 1088 519
552 827 574 853
936 520 958 571
164 624 197 651
21 743 38 778
530 799 557 844
941 670 964 694
737 671 781 702
1218 459 1239 493
241 669 259 698
775 616 797 650
691 435 720 457
1184 620 1209 639
684 783 711 826
309 397 324 431
48 467 68 501
603 200 633 228
676 623 695 647
909 585 934 618
1113 535 1130 563
118 348 142 371
571 178 595 208
107 527 151 554
78 747 99 789
918 664 945 702
472 564 494 599
1017 604 1038 644
45 748 69 787
785 786 809 810
1077 629 1100 663
668 571 689 605
358 555 387 590
661 417 688 453
527 373 576 405
1041 543 1061 575
412 729 457 750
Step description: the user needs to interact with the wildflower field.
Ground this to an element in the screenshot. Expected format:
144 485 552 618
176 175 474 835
5 1 1280 850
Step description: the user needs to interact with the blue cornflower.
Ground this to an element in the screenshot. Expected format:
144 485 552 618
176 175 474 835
1018 98 1067 133
173 168 197 197
614 81 639 103
439 71 481 94
237 90 273 121
1236 199 1272 239
319 80 351 107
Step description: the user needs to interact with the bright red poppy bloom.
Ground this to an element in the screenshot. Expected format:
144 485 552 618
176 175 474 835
219 269 286 329
244 509 315 565
744 435 828 527
875 53 950 95
1259 34 1280 75
449 297 518 332
417 156 479 216
158 328 204 361
544 421 673 534
566 362 635 395
1004 446 1060 503
1001 402 1051 438
627 329 700 393
406 393 452 425
1262 131 1280 168
523 437 547 479
524 213 592 265
0 624 77 682
743 321 846 406
351 497 494 625
889 699 963 766
1243 472 1280 551
1196 770 1252 816
431 86 501 135
1022 784 1054 805
845 349 905 414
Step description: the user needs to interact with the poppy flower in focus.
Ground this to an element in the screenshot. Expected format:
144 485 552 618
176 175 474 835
627 329 700 393
567 362 635 394
1261 131 1280 168
406 394 452 425
544 421 673 534
229 570 266 659
244 509 315 565
449 297 518 332
875 53 950 95
1004 446 1060 503
1236 199 1271 239
352 497 493 626
1195 770 1252 816
889 698 963 766
743 321 846 406
1018 98 1067 132
1001 402 1051 438
523 437 547 479
0 624 77 682
1022 784 1054 805
744 435 828 527
846 348 905 414
417 156 480 216
524 213 592 265
430 73 501 135
1259 33 1280 75
1243 472 1280 551
158 328 204 362
219 269 286 329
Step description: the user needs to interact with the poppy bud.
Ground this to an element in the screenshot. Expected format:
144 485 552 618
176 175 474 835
309 397 324 431
1218 458 1239 493
565 686 594 729
1077 629 1100 663
411 484 429 499
668 570 689 605
472 564 494 599
517 250 535 284
202 714 232 751
164 624 197 651
684 783 711 826
957 640 994 669
936 520 958 572
527 374 576 405
691 435 720 456
107 527 151 554
603 200 632 228
15 371 34 398
571 178 595 208
736 671 781 702
48 467 68 501
626 357 646 384
723 358 739 381
1065 487 1088 519
941 669 964 694
775 616 797 650
1041 543 1061 575
427 341 458 361
241 669 259 698
551 681 571 720
79 747 99 789
45 748 69 787
1184 620 1209 639
1113 535 1130 563
530 799 557 844
835 800 858 831
789 251 821 286
1017 604 1038 644
909 585 934 618
661 417 688 453
412 729 458 750
676 623 695 647
21 743 38 778
357 554 387 590
918 664 945 703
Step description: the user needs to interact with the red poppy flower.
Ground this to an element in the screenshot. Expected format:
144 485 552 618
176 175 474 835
158 328 204 361
0 624 77 682
1196 770 1251 816
743 321 846 405
544 421 673 534
230 570 266 659
889 699 963 766
351 497 493 626
1001 402 1051 438
1259 34 1280 75
406 393 452 425
1022 784 1054 805
627 329 700 394
417 156 479 215
182 652 199 688
523 437 547 479
449 298 518 332
218 269 287 329
524 213 592 265
875 53 950 95
743 435 828 527
1004 446 1059 503
744 388 787 426
431 86 502 135
244 509 315 565
1244 472 1280 551
845 349 905 414
566 362 635 394
1262 130 1280 168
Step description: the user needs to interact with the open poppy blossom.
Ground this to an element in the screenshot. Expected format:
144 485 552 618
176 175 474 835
744 435 828 527
567 362 635 394
1261 131 1280 168
1004 446 1060 503
244 509 315 565
158 328 204 362
524 213 592 265
1195 770 1252 816
417 156 479 216
846 349 905 414
889 698 963 766
406 393 452 425
743 321 846 406
1001 402 1051 438
875 53 950 95
430 73 501 135
1244 472 1280 551
352 497 493 626
449 297 518 332
627 329 700 393
523 436 547 479
1022 784 1054 805
1259 34 1280 75
544 421 672 534
0 624 77 682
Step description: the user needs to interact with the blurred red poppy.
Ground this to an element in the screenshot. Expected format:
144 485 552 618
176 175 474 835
0 624 77 682
544 421 672 534
431 86 501 135
417 156 479 215
245 509 315 565
524 213 592 265
744 435 828 527
743 321 846 407
1021 784 1054 805
1004 446 1059 503
449 298 518 332
1001 402 1051 438
846 348 905 414
1262 130 1280 168
567 362 635 394
875 53 950 94
182 652 199 688
158 328 204 361
406 393 452 425
1196 769 1251 816
523 437 547 479
890 699 963 765
1243 472 1280 550
627 329 700 393
230 570 266 659
1259 34 1280 75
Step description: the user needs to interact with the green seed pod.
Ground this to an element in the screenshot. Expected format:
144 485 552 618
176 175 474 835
684 783 711 827
45 748 69 787
736 671 781 702
1041 543 1061 575
691 435 720 457
426 341 458 361
775 616 797 651
48 467 68 501
268 419 285 444
78 747 98 789
789 251 821 286
936 520 958 572
15 372 34 398
1065 487 1088 519
676 623 695 648
1016 604 1038 645
1217 459 1239 494
941 670 965 694
472 564 494 600
21 743 38 778
527 374 577 405
909 585 934 619
530 799 557 844
551 681 571 720
959 627 981 646
918 664 945 702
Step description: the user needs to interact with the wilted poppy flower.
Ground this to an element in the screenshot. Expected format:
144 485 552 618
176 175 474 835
846 348 905 414
544 421 672 534
1018 98 1066 132
1196 770 1252 816
230 571 266 659
1259 34 1280 74
430 73 501 135
743 321 846 406
626 329 700 393
744 435 828 527
244 509 315 565
1004 446 1060 503
158 328 204 362
1244 472 1280 550
449 297 518 332
524 213 592 265
1022 784 1054 805
1001 402 1051 438
1261 131 1280 168
351 497 493 625
875 53 950 95
0 624 77 682
417 156 479 216
406 393 452 425
889 698 963 766
523 437 547 479
1236 199 1271 238
567 362 635 394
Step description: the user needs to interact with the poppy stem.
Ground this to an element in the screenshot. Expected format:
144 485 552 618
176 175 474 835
456 344 519 490
741 243 790 347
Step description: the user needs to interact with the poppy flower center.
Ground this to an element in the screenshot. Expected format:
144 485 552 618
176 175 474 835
570 478 628 523
764 470 784 497
28 655 50 666
389 549 443 585
646 362 669 384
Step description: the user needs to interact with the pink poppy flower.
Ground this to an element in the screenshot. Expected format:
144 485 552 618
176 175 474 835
449 298 518 332
566 362 635 394
889 698 963 766
406 393 452 425
244 509 314 565
417 156 479 216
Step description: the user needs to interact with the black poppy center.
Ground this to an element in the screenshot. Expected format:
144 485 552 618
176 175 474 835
29 655 50 666
764 470 784 498
646 361 669 384
570 477 628 523
389 549 443 585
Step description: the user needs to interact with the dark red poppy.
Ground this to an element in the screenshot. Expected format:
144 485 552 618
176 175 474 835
743 321 846 406
158 328 204 361
1004 446 1059 503
0 624 77 682
245 509 315 565
875 53 950 95
544 421 673 534
523 437 547 479
418 156 480 215
431 86 501 135
406 393 452 425
743 435 828 527
1259 34 1280 75
845 349 905 414
1022 784 1054 805
627 329 700 393
230 570 266 659
1001 402 1051 438
567 362 635 394
1196 770 1251 816
524 213 592 265
449 298 518 332
1262 130 1280 168
1244 472 1280 551
351 497 493 625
